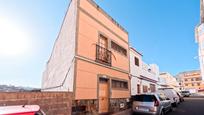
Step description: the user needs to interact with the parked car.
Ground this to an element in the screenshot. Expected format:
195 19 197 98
0 105 45 115
176 92 184 102
157 88 180 107
181 90 191 97
132 93 172 115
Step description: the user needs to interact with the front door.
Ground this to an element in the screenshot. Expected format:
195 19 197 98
137 84 140 94
99 78 109 113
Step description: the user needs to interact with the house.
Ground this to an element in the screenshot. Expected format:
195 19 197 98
130 47 159 95
41 0 130 114
159 72 179 91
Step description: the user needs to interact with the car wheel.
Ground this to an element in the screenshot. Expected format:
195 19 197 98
173 102 177 107
160 110 165 115
169 105 173 112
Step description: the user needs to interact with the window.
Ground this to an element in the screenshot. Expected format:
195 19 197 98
179 83 181 85
196 78 201 81
192 83 194 86
112 80 128 89
197 83 201 86
185 83 188 86
132 95 156 102
191 78 194 81
185 79 188 81
111 41 127 56
143 85 148 93
150 84 156 92
134 57 139 66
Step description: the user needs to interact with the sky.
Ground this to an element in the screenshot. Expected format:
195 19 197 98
0 0 201 88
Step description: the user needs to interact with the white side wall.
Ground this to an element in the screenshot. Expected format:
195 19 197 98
41 0 78 91
140 80 157 93
196 23 204 80
141 63 159 82
130 49 142 95
130 48 159 95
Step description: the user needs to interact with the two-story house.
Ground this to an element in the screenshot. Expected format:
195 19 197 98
130 47 159 95
42 0 130 114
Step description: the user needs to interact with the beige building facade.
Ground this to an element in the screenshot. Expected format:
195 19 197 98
159 72 179 91
176 70 204 93
42 0 130 114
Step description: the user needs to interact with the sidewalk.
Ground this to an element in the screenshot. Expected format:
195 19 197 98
112 109 132 115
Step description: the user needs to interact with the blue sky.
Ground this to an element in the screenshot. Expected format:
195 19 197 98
0 0 200 88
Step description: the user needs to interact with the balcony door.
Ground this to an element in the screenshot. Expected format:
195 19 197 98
99 34 108 49
96 34 111 65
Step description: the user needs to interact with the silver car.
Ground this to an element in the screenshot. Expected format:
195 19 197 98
132 93 172 115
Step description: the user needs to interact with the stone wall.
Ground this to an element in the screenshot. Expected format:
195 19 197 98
72 98 131 114
0 92 72 115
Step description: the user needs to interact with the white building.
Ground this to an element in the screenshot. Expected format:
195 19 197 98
159 72 179 91
130 47 159 95
195 0 204 81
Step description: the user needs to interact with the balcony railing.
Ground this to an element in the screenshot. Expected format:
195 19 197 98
96 44 112 66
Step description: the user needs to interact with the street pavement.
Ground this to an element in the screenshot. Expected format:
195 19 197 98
121 96 204 115
167 96 204 115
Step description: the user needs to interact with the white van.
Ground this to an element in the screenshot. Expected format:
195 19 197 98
157 88 180 107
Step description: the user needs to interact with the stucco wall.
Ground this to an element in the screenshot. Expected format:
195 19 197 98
41 0 78 91
77 0 129 72
130 48 142 77
75 59 130 99
130 48 159 95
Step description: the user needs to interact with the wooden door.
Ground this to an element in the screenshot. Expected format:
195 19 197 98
137 84 140 94
99 78 109 113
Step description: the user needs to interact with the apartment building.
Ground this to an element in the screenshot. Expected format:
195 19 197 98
195 0 204 80
41 0 130 114
130 47 159 95
176 70 204 93
159 72 179 91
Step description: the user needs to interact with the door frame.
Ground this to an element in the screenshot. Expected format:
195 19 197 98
97 74 110 113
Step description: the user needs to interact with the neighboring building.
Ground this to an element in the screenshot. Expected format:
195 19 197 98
130 47 159 95
159 72 179 91
42 0 130 114
195 0 204 80
175 70 204 93
158 76 168 89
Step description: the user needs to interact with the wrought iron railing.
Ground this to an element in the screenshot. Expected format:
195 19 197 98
96 44 112 66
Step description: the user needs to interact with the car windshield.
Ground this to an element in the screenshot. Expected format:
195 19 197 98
182 91 190 93
132 95 156 102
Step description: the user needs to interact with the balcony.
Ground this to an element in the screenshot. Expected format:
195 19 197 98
96 44 112 66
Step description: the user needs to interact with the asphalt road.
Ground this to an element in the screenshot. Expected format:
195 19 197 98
167 96 204 115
